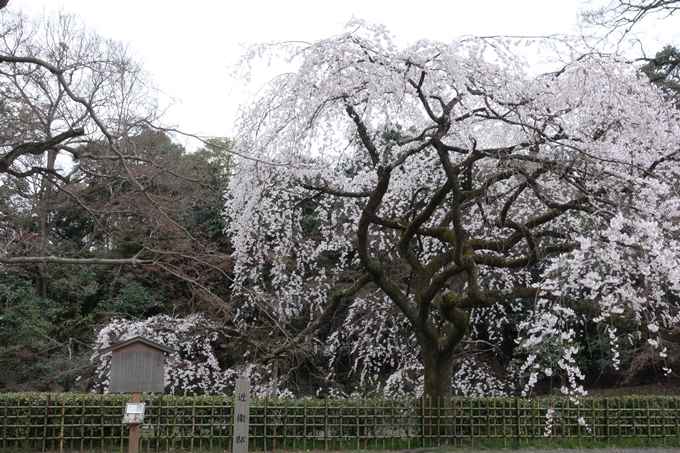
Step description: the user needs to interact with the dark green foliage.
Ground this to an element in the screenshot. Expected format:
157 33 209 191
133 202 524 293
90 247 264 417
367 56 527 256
98 276 165 319
0 276 91 391
0 130 236 390
642 46 680 108
187 138 234 238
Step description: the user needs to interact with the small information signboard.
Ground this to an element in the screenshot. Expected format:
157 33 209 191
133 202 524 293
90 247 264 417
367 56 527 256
233 379 250 453
123 403 145 425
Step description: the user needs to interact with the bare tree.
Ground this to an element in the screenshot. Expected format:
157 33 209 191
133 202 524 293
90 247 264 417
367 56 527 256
0 9 232 304
582 0 680 36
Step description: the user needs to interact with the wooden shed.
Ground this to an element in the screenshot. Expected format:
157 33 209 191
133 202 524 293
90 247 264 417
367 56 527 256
100 336 175 394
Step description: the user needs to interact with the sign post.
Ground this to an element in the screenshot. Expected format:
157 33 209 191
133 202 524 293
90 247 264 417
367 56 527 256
125 392 143 453
233 379 250 453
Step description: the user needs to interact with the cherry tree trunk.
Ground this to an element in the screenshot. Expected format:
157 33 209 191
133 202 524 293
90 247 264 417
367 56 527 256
420 342 455 440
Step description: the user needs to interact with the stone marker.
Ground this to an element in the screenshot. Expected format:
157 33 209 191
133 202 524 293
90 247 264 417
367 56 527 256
233 379 250 453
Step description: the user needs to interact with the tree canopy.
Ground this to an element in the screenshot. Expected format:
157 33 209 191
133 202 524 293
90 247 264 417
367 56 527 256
227 22 680 398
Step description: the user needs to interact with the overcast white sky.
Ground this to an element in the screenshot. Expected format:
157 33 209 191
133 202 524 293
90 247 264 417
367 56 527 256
12 0 680 149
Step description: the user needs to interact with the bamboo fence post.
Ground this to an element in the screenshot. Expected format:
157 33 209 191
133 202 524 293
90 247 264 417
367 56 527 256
171 398 178 452
615 397 620 439
2 396 7 452
675 397 679 443
78 397 84 452
209 396 215 451
198 398 204 451
592 399 597 441
156 395 163 452
662 397 667 445
467 398 475 447
646 398 651 440
190 396 196 452
59 396 65 453
501 398 506 448
277 398 281 451
492 398 496 446
515 397 520 447
100 395 105 450
89 396 94 451
578 399 583 447
264 397 269 452
26 394 31 449
530 399 535 444
407 399 411 449
437 397 441 446
389 398 395 451
452 398 457 447
324 397 328 452
604 398 609 441
289 398 294 451
227 396 233 452
373 398 378 450
420 396 425 448
288 398 295 450
42 394 49 452
376 398 380 449
366 398 370 450
632 397 637 440
290 401 299 450
469 398 474 448
119 399 124 453
355 397 360 451
548 397 553 446
86 396 91 451
303 398 307 451
339 398 343 449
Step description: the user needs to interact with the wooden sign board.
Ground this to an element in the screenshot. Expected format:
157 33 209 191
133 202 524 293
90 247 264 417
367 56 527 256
100 337 174 394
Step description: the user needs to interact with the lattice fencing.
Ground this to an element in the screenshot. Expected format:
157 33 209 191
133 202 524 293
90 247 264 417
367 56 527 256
1 393 679 452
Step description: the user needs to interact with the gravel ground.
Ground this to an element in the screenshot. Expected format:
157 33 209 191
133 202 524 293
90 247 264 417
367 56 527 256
394 447 680 453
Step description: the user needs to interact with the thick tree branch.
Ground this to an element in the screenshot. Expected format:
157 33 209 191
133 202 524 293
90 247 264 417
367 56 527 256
262 272 373 362
0 128 85 173
0 255 154 265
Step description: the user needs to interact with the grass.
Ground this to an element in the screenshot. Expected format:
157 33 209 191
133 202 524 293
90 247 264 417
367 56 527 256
25 438 680 453
5 435 680 453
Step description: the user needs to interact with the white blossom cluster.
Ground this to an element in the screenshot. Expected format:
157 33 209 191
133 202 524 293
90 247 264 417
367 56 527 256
451 357 510 397
92 315 306 397
512 303 586 397
91 315 234 395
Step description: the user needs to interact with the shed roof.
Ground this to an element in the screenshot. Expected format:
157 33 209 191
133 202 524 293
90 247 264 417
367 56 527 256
99 336 175 354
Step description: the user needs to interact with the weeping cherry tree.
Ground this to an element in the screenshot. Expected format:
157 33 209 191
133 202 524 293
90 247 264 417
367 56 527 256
227 22 680 399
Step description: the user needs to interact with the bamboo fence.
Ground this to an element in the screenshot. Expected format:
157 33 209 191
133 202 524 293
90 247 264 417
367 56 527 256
0 393 678 452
